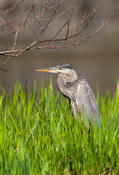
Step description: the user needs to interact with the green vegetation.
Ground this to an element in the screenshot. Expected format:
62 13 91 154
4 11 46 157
0 80 119 175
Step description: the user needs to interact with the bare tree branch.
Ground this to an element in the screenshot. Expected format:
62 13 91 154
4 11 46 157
0 0 108 70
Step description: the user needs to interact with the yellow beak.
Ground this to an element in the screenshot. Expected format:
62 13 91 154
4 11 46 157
35 69 57 72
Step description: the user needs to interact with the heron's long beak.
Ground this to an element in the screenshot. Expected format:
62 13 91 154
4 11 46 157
36 69 57 72
35 66 60 73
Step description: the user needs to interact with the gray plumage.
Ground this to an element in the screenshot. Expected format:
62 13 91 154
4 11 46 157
36 64 100 124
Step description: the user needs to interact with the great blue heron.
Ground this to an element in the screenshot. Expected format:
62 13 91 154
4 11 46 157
36 64 100 125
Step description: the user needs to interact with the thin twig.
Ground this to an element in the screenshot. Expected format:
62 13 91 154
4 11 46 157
0 12 14 32
12 30 18 50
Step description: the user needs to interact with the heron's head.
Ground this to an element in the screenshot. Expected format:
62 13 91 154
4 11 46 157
36 64 78 82
36 64 73 73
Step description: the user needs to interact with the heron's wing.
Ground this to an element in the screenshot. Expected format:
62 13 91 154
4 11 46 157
74 78 100 123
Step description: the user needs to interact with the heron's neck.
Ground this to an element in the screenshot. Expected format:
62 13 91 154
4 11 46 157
57 72 77 98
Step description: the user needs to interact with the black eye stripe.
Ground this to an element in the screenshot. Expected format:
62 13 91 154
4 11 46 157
57 64 72 69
